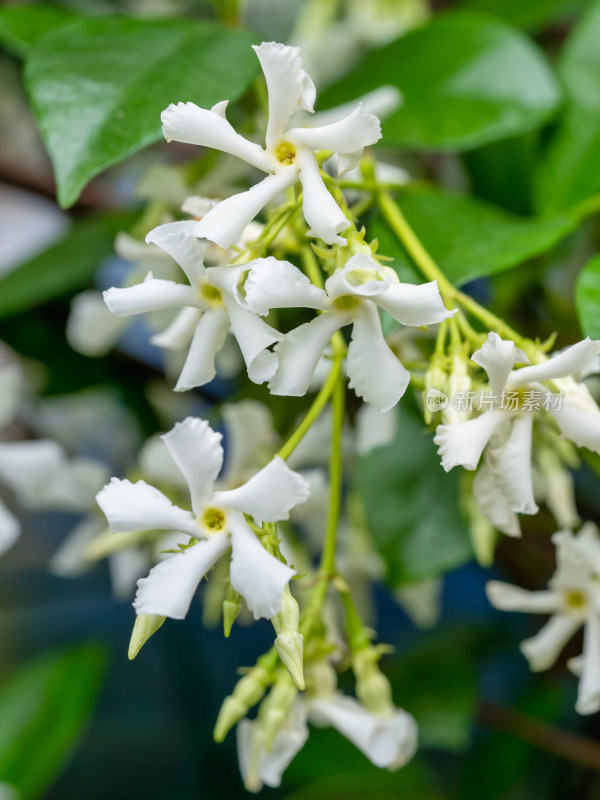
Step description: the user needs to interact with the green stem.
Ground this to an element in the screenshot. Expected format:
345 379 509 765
321 365 345 578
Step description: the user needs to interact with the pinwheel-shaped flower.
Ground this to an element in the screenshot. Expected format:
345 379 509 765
160 41 381 247
103 222 281 390
241 252 454 411
487 523 600 715
96 417 310 620
434 333 600 534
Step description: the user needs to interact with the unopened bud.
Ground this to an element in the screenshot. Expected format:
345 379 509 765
223 599 242 638
214 665 269 742
259 673 298 750
275 632 305 690
443 355 471 424
423 364 447 424
353 649 393 716
128 614 165 660
272 585 300 635
305 659 337 698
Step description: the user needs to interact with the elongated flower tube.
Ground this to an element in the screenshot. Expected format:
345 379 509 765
103 222 282 390
434 333 600 534
487 523 600 715
242 252 454 411
160 41 382 247
96 417 310 621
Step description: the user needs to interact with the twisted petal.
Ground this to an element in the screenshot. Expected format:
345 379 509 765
103 273 201 317
67 291 128 356
297 150 348 245
434 409 507 472
521 613 581 671
244 257 329 315
139 436 188 489
162 101 274 172
229 513 295 619
347 303 409 411
488 413 538 515
151 307 202 350
486 581 560 613
162 418 223 515
473 460 521 537
220 401 277 487
0 498 20 557
576 613 600 714
374 280 454 327
507 338 600 389
269 312 348 396
253 42 316 149
223 295 281 384
309 695 418 769
96 478 198 537
549 385 600 455
145 221 207 286
133 533 229 619
472 333 525 395
215 456 309 523
195 170 297 249
174 308 230 391
287 103 381 155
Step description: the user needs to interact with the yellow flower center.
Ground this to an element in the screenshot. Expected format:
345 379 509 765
201 506 226 533
333 295 360 311
199 283 223 308
565 589 586 610
274 140 297 165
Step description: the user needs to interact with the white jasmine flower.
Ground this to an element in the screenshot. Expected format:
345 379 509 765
243 252 454 411
161 42 382 247
0 362 23 429
96 417 309 620
435 333 600 533
104 222 282 390
486 523 600 715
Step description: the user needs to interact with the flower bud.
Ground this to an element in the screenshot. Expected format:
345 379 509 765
305 659 337 698
214 665 270 742
128 613 165 660
223 599 242 638
272 586 304 690
423 362 447 424
258 673 298 751
353 649 393 716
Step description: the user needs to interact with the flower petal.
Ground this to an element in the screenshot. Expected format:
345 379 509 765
287 103 381 155
139 436 188 489
0 440 66 499
576 613 600 714
346 303 410 412
355 404 397 456
486 581 560 613
161 417 224 516
473 460 521 537
374 280 455 327
223 295 281 384
228 513 295 619
549 384 600 455
174 308 230 391
195 170 297 249
161 101 274 172
103 273 201 317
96 478 198 537
67 291 128 356
0 364 22 429
269 312 348 396
521 613 581 671
215 456 309 522
433 409 507 472
472 332 524 395
49 515 106 577
0 498 20 557
109 546 152 601
151 307 203 350
244 257 330 315
220 400 277 487
145 221 207 286
488 413 538 515
507 338 600 389
253 42 316 149
133 533 229 619
297 150 349 245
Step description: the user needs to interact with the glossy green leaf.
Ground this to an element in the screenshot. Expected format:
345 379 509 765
371 188 575 287
320 11 561 151
0 211 135 318
0 4 74 57
576 254 600 339
534 0 600 213
457 0 582 30
0 644 107 799
357 404 472 585
26 17 258 208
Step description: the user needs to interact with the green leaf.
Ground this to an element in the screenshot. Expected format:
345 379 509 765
534 0 600 213
370 188 575 287
357 403 472 585
320 11 561 151
576 254 600 339
0 4 74 57
26 17 259 208
457 0 582 31
0 211 135 318
0 643 107 799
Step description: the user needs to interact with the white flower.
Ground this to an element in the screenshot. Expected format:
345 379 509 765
160 42 382 247
434 333 600 534
0 362 23 429
104 222 282 390
96 417 309 620
242 252 454 411
486 523 600 715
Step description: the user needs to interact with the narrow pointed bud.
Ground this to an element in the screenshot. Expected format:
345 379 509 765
214 665 270 742
275 632 305 690
466 493 497 567
353 648 393 716
423 362 447 424
223 599 242 638
259 673 298 751
305 659 337 698
128 613 165 660
443 355 471 425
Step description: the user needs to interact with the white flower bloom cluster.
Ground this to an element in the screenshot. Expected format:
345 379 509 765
487 523 600 715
